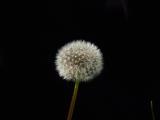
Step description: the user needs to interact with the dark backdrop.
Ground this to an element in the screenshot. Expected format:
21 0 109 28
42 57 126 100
3 0 160 120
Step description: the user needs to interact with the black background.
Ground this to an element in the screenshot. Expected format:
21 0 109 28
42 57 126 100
2 0 160 120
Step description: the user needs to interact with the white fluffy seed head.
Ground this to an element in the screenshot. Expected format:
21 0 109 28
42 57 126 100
55 40 103 82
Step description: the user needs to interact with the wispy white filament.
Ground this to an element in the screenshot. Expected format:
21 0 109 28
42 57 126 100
55 40 103 82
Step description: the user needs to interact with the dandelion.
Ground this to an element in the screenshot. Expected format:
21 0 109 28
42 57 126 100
55 40 103 120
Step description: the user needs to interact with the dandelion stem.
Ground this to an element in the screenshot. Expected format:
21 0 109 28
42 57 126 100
67 80 80 120
150 100 155 120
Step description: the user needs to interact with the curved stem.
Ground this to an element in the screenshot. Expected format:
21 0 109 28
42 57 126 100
67 80 80 120
150 100 155 120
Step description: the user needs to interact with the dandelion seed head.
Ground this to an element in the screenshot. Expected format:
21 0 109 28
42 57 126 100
55 40 103 82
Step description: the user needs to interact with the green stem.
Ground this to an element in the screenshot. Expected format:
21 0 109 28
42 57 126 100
67 80 80 120
150 100 155 120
